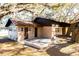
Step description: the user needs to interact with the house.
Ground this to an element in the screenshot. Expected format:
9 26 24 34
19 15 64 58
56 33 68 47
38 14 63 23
0 16 18 40
4 17 70 44
10 18 55 44
0 12 71 44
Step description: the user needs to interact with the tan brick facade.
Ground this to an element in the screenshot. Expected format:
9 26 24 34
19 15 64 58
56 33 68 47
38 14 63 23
42 26 52 38
17 24 65 44
28 27 35 39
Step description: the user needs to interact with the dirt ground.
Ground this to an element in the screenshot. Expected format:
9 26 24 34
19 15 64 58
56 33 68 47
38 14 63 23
0 38 49 56
0 38 79 56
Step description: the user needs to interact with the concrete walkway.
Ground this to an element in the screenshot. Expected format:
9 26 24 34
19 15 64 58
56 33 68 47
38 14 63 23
25 38 52 49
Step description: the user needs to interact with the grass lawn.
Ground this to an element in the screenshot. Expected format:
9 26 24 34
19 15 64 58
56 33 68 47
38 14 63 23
0 41 49 56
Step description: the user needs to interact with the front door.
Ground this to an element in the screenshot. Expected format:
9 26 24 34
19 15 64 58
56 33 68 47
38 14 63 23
35 28 38 37
24 27 28 39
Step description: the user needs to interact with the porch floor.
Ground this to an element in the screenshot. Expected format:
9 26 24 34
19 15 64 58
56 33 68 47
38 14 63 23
24 35 72 49
24 38 53 49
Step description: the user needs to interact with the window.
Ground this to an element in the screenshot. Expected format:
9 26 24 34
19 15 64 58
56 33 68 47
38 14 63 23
55 27 62 35
55 28 60 33
21 28 23 31
18 28 24 31
28 28 31 31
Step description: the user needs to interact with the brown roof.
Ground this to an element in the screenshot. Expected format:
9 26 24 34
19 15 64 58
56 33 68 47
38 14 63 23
11 20 35 26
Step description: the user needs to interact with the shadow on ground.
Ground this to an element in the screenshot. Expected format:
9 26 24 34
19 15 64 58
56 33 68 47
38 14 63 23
46 43 72 56
0 38 15 43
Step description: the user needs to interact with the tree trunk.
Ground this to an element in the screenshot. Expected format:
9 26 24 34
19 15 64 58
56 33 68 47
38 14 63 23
72 29 77 42
73 29 79 43
66 23 76 36
66 23 78 43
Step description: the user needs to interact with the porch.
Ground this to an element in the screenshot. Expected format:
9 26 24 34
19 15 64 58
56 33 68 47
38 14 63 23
24 38 52 49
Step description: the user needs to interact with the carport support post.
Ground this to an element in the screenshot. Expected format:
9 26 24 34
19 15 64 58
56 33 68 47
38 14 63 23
17 26 25 44
62 27 66 35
